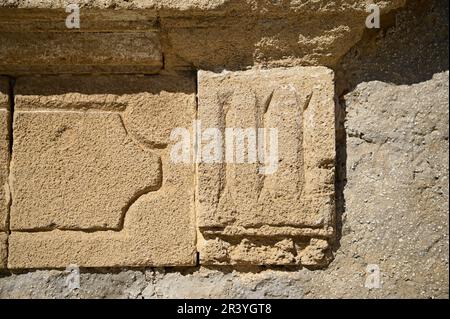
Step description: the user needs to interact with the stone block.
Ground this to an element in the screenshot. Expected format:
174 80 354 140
197 67 336 266
0 1 407 73
8 75 196 268
0 8 162 75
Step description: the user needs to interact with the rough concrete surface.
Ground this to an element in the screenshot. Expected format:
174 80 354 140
0 0 448 298
0 32 162 75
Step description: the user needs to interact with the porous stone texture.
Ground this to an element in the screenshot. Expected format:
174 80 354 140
0 0 448 299
8 75 197 268
1 68 446 297
197 67 335 266
0 0 407 13
0 1 405 74
338 70 448 298
0 77 9 234
0 32 162 75
159 0 405 70
0 9 162 75
0 7 162 74
0 78 9 270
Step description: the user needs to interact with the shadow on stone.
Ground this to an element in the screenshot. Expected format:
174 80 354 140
336 0 449 95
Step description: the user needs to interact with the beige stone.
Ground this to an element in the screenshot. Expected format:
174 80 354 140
0 1 405 13
197 67 335 266
0 77 9 232
160 0 405 70
0 9 158 32
0 9 161 75
8 75 197 268
0 232 6 269
0 1 406 74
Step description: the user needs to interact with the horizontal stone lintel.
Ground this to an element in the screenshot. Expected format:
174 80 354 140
0 28 162 75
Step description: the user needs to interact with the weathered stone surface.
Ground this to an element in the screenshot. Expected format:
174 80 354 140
0 78 8 107
0 9 158 32
0 1 405 73
336 0 449 93
161 0 405 70
0 0 447 299
11 112 162 230
197 67 335 266
0 232 6 269
0 32 162 75
0 7 161 75
2 72 446 298
0 77 8 270
8 75 197 268
0 0 405 12
339 71 449 297
0 78 9 233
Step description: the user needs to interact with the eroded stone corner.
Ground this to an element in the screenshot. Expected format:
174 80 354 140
8 74 197 268
196 67 336 267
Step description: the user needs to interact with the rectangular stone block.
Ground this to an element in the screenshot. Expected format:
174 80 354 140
0 232 6 269
8 75 197 268
0 77 10 232
0 9 159 33
197 67 336 266
0 31 162 75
